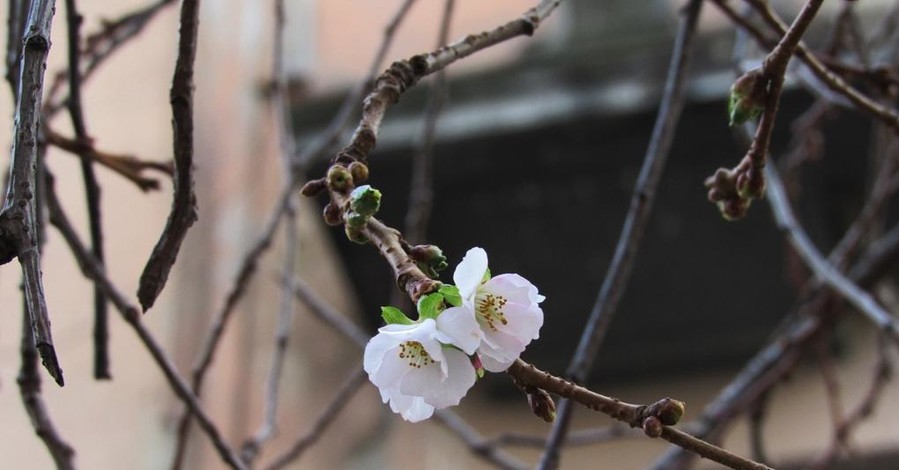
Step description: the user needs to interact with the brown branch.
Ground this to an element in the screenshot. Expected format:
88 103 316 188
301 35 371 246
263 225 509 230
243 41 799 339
712 0 899 132
404 0 453 245
44 174 247 470
64 0 110 380
17 303 75 469
807 334 893 470
706 0 826 219
4 0 27 97
540 1 703 466
261 367 367 470
766 165 899 343
168 182 294 470
44 127 171 191
137 0 201 311
43 0 177 118
1 0 64 386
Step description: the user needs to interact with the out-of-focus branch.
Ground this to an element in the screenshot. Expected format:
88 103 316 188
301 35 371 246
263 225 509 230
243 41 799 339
44 174 247 470
5 0 27 97
261 367 367 470
45 127 172 191
539 1 703 467
137 0 201 311
43 0 177 118
1 0 64 386
404 0 454 245
766 165 899 343
17 304 75 470
64 0 110 380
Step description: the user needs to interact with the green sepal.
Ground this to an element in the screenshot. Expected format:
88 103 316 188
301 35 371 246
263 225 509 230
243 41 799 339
482 268 491 283
350 184 382 217
381 306 413 325
417 292 445 321
438 284 463 307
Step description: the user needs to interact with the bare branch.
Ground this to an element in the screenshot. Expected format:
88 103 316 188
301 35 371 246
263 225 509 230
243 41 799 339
2 0 64 386
138 0 201 311
539 1 703 466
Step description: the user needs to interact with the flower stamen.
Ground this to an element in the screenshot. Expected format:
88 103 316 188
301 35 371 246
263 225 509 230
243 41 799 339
398 341 435 368
476 293 508 331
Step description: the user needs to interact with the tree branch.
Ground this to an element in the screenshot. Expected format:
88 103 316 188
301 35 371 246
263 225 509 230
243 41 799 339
137 0 201 311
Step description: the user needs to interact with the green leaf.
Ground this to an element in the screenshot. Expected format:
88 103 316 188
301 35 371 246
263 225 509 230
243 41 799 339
438 284 463 307
417 292 445 320
381 306 413 325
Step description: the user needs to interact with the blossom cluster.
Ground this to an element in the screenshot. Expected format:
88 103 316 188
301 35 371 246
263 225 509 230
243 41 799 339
363 247 545 422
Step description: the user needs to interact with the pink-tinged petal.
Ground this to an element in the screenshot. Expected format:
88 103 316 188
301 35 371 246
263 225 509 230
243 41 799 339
435 306 482 355
454 247 488 300
388 394 435 422
480 328 526 363
478 345 516 372
499 302 543 342
486 274 544 305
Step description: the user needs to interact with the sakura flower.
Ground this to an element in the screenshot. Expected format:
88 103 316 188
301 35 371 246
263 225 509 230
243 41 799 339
363 314 478 422
454 247 545 372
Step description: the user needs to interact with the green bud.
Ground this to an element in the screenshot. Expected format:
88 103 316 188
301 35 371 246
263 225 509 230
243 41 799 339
411 245 448 278
346 210 368 229
381 306 414 325
417 292 445 320
728 69 766 126
345 225 368 244
350 184 381 217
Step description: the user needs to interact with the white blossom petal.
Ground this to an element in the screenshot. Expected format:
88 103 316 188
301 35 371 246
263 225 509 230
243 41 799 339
454 247 488 300
435 306 482 355
387 393 435 422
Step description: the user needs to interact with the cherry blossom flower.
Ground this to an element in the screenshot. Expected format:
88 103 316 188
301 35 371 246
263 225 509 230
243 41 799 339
454 247 545 372
363 313 478 422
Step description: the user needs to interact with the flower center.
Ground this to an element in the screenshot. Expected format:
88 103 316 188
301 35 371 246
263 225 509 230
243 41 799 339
476 292 508 331
397 341 435 369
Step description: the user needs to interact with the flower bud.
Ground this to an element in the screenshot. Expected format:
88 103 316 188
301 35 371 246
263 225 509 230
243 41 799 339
642 416 663 438
346 210 368 229
323 203 342 226
411 245 448 278
736 168 766 200
300 178 326 197
728 68 766 126
526 386 556 423
656 398 685 426
349 161 369 184
345 226 368 244
327 165 353 192
350 185 381 217
718 197 751 221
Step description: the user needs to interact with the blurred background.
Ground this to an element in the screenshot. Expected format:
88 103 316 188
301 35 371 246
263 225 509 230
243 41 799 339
1 0 899 469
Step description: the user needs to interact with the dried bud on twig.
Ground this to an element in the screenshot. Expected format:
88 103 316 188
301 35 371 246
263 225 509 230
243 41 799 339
526 385 557 423
300 178 327 197
349 161 369 184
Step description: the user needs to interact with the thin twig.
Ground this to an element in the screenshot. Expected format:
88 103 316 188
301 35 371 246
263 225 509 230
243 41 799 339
766 164 899 343
404 0 454 245
43 0 177 118
44 174 247 470
807 334 893 470
17 302 75 470
261 367 367 470
432 410 529 470
539 2 703 467
238 0 300 462
1 0 64 386
137 0 201 311
4 0 27 97
64 0 110 380
44 127 171 191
